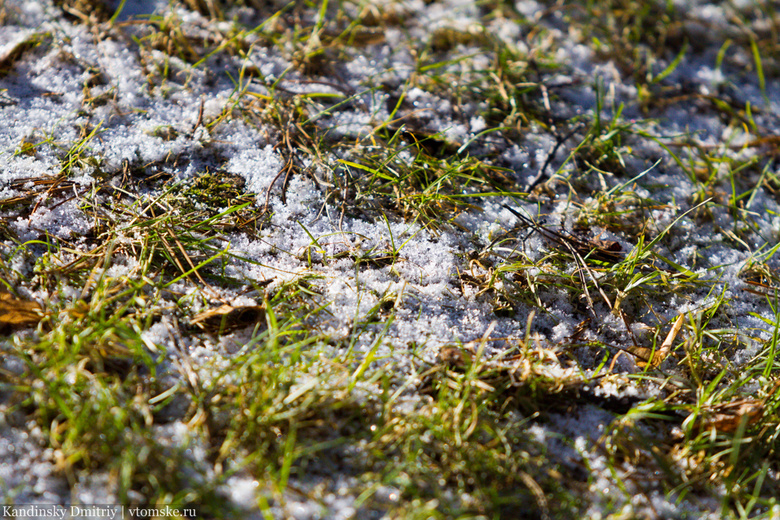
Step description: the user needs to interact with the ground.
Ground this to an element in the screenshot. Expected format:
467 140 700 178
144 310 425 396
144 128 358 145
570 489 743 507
1 0 780 519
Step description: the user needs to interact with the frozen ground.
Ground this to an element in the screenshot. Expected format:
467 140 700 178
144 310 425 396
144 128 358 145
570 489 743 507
1 0 780 518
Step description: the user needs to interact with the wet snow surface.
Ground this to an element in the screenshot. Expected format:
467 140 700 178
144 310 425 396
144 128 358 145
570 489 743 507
1 0 780 517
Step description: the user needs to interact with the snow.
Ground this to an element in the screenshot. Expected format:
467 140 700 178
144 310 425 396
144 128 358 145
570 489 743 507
1 0 780 517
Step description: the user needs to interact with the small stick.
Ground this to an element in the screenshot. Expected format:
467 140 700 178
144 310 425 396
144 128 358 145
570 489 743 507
503 204 615 317
194 96 205 130
650 313 685 367
525 122 585 191
503 204 623 264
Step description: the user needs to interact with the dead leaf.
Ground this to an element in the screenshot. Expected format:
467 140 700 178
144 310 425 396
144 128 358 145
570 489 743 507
0 291 44 334
190 304 265 335
700 399 764 433
635 313 685 368
591 237 623 253
438 346 473 369
687 381 780 435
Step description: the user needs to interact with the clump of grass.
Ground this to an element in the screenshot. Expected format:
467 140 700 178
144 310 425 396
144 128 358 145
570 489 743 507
356 339 583 518
170 170 255 218
567 0 688 90
332 140 503 227
3 262 222 503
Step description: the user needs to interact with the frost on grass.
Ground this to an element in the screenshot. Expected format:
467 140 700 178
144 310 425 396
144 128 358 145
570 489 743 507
2 0 780 518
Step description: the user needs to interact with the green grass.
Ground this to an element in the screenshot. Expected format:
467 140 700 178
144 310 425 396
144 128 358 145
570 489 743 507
1 0 780 518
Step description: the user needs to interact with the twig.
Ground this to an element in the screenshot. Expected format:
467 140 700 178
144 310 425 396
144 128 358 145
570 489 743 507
525 122 585 191
502 204 624 264
194 96 205 130
651 313 685 367
503 204 621 317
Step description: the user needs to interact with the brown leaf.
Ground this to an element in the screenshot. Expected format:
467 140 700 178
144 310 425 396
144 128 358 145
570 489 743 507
190 304 265 335
695 399 765 434
438 346 473 369
0 291 43 335
693 380 780 434
635 313 685 368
